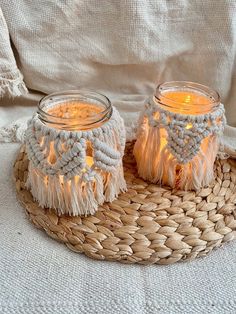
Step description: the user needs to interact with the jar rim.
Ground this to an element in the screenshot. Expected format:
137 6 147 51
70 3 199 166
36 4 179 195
155 81 220 113
38 89 112 130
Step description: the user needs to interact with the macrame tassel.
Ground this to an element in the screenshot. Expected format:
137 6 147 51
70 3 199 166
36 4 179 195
104 166 127 202
27 168 96 216
94 172 105 205
133 118 151 180
26 164 49 209
0 70 28 97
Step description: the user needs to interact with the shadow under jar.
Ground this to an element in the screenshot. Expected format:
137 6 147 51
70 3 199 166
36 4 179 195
25 90 126 216
134 81 226 190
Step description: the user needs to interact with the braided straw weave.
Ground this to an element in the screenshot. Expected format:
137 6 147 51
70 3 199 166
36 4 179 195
14 142 236 265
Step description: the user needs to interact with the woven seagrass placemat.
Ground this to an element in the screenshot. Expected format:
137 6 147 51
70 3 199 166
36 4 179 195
14 142 236 265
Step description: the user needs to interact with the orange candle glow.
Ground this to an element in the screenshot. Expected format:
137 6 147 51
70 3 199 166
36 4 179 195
134 81 225 190
26 90 126 216
45 102 102 168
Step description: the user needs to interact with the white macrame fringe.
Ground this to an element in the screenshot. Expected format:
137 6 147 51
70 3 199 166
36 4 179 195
0 70 28 143
0 70 28 97
0 118 28 143
134 125 220 190
26 163 127 216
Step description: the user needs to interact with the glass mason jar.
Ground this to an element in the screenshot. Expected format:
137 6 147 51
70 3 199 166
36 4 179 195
26 90 126 216
38 90 112 131
134 81 226 190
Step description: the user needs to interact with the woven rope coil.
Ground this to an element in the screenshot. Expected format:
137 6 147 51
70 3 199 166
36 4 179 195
14 142 236 265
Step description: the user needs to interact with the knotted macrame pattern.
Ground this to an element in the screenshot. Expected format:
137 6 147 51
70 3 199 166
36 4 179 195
25 107 126 216
134 98 226 190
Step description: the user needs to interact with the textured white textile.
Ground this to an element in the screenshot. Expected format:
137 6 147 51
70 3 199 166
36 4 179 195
1 1 236 313
0 7 27 96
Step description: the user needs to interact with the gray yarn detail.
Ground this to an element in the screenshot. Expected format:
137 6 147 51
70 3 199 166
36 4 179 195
146 99 226 163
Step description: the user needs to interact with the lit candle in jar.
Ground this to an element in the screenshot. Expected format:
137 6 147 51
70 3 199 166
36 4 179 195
44 102 104 169
26 90 126 216
134 81 226 190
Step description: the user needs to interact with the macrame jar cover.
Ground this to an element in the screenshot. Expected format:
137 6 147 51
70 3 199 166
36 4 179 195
25 91 126 216
134 81 226 190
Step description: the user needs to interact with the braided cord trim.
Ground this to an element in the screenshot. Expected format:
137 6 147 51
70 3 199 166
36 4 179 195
145 98 226 163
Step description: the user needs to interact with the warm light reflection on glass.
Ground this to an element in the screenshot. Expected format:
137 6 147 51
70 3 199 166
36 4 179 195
160 91 213 188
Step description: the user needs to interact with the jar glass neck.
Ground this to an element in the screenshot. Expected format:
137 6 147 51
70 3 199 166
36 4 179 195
38 90 112 131
154 81 220 115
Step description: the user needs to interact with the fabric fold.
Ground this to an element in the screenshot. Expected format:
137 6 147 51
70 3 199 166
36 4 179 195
0 7 28 98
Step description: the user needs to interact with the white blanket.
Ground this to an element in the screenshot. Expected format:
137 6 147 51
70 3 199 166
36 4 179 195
0 0 236 145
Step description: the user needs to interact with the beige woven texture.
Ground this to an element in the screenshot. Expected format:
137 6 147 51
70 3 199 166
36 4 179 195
14 142 236 265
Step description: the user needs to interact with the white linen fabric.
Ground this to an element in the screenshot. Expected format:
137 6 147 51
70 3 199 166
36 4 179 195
0 0 236 144
0 1 236 313
0 7 27 96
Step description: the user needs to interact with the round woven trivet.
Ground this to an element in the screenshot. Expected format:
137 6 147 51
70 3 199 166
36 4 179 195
14 142 236 265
